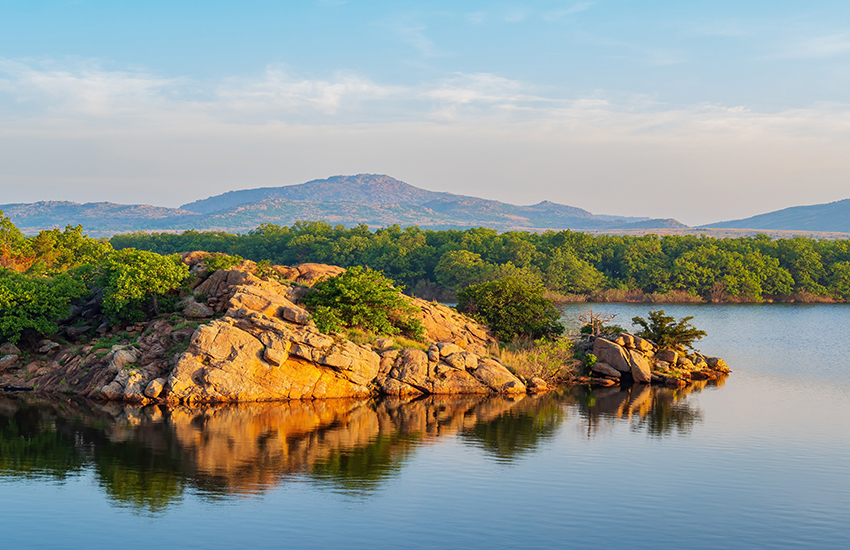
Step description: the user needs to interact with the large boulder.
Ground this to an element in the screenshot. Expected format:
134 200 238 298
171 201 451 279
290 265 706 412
592 362 622 379
292 263 346 286
473 358 526 394
628 349 652 384
615 333 655 353
656 349 679 364
705 356 730 373
184 301 214 318
592 338 632 373
0 354 19 371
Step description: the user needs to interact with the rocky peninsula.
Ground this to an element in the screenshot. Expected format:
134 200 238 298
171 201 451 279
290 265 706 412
0 254 729 403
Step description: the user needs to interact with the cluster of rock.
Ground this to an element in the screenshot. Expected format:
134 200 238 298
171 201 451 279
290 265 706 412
586 333 729 388
2 256 532 403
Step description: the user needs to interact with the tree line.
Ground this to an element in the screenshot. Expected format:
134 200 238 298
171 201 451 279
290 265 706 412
110 221 850 302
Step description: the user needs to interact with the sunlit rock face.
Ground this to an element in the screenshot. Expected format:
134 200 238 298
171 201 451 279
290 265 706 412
91 261 516 403
13 260 524 404
589 335 729 388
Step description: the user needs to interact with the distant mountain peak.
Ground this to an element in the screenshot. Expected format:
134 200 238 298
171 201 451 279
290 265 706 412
180 173 449 214
3 174 686 236
700 197 850 233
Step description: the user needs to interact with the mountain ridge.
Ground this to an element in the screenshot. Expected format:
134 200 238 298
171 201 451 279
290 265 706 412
2 174 684 235
700 197 850 233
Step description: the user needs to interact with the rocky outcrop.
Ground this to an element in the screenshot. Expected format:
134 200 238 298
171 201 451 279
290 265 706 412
589 334 729 387
2 261 520 404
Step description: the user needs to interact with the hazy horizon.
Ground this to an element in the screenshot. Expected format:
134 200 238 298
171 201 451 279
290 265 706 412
3 1 850 226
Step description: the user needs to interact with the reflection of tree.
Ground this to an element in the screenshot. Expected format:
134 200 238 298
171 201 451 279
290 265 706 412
0 398 85 479
94 441 185 513
0 382 721 514
1 394 565 511
310 432 420 493
571 380 719 438
630 388 702 437
461 394 567 462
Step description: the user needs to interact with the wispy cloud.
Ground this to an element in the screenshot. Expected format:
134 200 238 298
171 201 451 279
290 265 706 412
215 67 403 117
787 33 850 58
542 2 593 21
0 58 178 117
382 14 446 57
4 57 850 140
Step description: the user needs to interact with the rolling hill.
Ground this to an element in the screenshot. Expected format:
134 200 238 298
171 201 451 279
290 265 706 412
1 174 686 236
701 198 850 233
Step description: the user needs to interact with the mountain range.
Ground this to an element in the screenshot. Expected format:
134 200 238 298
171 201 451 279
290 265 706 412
700 198 850 233
0 174 685 236
1 174 848 237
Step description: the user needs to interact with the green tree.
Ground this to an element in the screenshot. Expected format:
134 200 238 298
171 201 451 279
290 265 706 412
543 247 605 294
631 309 706 351
457 276 564 341
99 249 191 322
0 269 88 344
304 266 424 339
434 250 494 292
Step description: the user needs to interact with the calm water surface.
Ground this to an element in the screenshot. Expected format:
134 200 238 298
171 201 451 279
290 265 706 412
1 304 849 549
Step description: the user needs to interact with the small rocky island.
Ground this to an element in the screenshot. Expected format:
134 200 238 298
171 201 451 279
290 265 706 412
584 334 729 388
0 254 729 403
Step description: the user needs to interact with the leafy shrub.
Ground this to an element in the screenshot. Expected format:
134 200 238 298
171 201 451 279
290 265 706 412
457 275 564 342
0 269 88 344
631 309 707 351
304 266 425 339
204 253 243 273
99 249 191 322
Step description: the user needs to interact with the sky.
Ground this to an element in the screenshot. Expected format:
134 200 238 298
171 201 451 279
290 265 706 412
1 1 850 226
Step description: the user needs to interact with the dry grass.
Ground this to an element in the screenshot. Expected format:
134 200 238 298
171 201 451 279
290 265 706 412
488 337 580 383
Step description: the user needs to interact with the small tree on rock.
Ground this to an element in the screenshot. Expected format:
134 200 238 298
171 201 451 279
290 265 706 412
631 309 706 351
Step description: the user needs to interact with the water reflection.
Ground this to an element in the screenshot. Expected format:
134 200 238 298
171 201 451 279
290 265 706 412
571 379 723 438
0 383 717 512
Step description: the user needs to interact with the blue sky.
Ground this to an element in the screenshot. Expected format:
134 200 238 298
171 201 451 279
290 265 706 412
2 1 850 225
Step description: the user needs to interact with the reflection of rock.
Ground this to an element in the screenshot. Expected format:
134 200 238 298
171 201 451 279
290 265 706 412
0 392 565 507
574 378 716 438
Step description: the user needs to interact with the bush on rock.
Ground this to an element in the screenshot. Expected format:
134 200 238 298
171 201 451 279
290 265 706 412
99 249 191 322
304 266 425 339
456 275 564 342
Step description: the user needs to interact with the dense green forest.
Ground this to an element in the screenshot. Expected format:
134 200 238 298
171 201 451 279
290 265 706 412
1 210 191 344
4 209 850 346
110 221 850 302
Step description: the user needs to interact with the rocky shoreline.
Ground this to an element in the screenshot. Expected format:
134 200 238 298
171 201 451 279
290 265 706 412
1 256 535 403
0 255 728 404
580 333 730 389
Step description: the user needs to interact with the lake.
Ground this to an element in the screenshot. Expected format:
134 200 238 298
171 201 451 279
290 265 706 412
1 304 849 549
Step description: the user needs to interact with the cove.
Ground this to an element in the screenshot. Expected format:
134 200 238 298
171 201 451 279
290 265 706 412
1 304 849 549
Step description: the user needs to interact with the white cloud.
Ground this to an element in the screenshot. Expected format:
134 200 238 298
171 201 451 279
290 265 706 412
214 68 404 117
0 58 177 117
788 33 850 58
